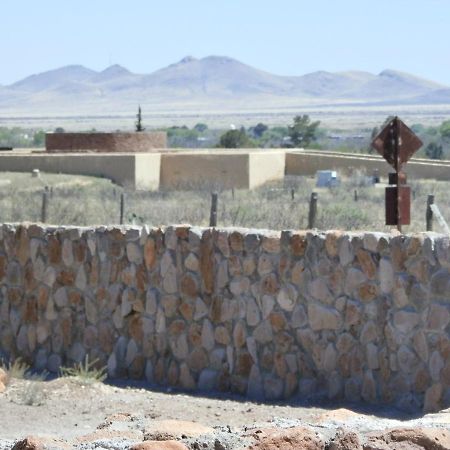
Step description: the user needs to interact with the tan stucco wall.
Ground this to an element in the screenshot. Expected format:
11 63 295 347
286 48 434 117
286 150 450 181
0 153 161 190
249 151 286 188
160 151 251 189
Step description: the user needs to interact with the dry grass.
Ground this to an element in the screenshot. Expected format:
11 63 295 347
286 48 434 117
0 171 448 233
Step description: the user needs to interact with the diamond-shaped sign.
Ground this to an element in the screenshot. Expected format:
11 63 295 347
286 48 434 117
371 117 423 170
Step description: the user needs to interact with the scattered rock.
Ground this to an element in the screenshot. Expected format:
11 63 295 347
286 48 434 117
143 420 214 441
247 426 324 449
131 441 189 450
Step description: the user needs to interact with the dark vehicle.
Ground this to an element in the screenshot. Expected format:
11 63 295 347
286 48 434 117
0 147 13 151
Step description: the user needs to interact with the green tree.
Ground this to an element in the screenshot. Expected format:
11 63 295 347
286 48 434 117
440 120 450 141
425 142 443 160
135 105 145 132
218 128 254 148
250 122 268 138
33 130 46 147
193 123 208 133
288 115 320 147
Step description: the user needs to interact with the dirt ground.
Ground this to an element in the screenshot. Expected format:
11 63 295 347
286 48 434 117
0 377 450 449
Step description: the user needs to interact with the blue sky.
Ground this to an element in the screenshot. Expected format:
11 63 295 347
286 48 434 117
2 0 449 85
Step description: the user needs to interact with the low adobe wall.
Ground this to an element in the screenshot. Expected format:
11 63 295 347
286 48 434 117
45 132 167 153
160 150 286 189
0 224 449 412
286 150 450 181
0 153 161 190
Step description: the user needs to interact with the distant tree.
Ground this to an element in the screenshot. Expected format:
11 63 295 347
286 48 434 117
440 120 450 141
193 123 208 133
54 127 65 133
33 130 46 147
425 142 443 160
218 128 254 148
250 123 268 138
288 115 320 147
135 105 145 132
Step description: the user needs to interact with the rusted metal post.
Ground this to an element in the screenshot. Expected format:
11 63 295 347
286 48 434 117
308 192 318 229
210 192 218 227
372 116 422 232
426 194 435 231
120 193 125 225
41 191 48 223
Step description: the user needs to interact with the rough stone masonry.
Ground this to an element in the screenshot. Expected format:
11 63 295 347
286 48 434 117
0 223 449 413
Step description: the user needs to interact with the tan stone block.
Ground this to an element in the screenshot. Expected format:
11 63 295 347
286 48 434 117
187 348 208 373
325 231 342 258
188 323 202 347
214 326 230 345
356 248 377 279
262 234 280 253
233 321 246 348
424 383 443 413
179 300 194 321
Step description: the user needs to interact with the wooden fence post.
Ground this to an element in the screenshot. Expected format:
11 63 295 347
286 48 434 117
210 192 218 227
308 192 318 229
120 193 125 225
41 191 48 223
426 194 434 231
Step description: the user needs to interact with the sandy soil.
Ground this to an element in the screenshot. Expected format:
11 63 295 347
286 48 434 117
0 378 449 449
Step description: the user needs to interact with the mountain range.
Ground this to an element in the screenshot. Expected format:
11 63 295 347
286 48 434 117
0 55 448 116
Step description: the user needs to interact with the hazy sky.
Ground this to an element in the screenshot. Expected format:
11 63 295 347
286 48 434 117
2 0 449 85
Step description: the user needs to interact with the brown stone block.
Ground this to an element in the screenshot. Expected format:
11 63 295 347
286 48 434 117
57 270 75 286
357 282 378 302
269 312 287 332
0 254 6 280
7 286 23 307
22 297 38 324
188 323 202 347
180 273 198 298
229 231 244 252
169 320 186 335
144 238 157 270
48 235 61 265
129 355 145 379
235 352 253 376
291 233 307 256
129 314 144 344
199 232 214 294
261 273 280 295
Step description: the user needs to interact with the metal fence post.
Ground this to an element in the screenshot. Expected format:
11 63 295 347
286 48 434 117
210 192 218 227
308 192 318 229
426 194 434 231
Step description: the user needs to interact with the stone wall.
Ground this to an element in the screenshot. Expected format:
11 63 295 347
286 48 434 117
0 224 449 412
45 132 167 153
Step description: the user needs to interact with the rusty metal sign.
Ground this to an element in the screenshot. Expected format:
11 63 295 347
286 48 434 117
372 117 423 170
371 116 423 230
